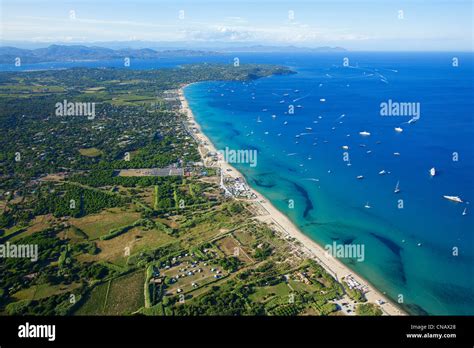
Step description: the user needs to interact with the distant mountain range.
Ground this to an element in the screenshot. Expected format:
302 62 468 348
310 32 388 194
0 45 220 64
0 44 347 64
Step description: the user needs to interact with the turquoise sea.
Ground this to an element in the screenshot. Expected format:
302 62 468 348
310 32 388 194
3 52 473 315
183 52 474 315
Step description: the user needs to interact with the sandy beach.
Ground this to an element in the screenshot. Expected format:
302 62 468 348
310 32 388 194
179 85 406 316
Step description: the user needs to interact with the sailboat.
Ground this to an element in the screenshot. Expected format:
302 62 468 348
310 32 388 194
257 116 262 123
364 202 371 209
430 167 436 177
394 180 401 193
462 208 467 216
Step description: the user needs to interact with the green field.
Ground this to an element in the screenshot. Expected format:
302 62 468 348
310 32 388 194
70 209 140 240
79 147 103 157
76 271 145 315
102 271 145 315
74 282 109 315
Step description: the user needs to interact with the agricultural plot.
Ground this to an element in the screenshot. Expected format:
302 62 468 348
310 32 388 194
2 214 54 242
102 271 145 315
75 271 145 316
233 228 257 247
79 148 103 157
69 208 140 240
215 235 253 264
77 226 176 266
74 282 109 315
250 282 292 304
12 283 81 302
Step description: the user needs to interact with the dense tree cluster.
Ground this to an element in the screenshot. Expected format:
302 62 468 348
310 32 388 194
31 184 126 218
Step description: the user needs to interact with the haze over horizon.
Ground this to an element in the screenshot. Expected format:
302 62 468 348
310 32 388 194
1 0 472 52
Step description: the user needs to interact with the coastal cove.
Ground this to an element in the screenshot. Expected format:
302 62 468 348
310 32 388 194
182 52 474 315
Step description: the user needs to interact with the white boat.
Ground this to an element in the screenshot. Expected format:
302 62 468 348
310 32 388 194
320 98 326 102
305 127 312 131
272 114 277 119
395 127 403 133
462 208 467 216
430 167 436 176
379 170 386 175
357 175 364 180
394 180 400 193
393 152 401 156
342 145 349 150
283 121 288 125
359 131 371 136
364 202 371 209
257 116 262 123
443 195 463 203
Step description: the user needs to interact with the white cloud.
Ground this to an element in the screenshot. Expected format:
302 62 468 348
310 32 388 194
183 24 373 44
2 15 373 44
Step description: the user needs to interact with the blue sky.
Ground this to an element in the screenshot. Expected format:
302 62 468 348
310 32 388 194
1 0 472 50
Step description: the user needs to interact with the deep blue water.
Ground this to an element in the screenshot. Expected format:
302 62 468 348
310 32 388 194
184 52 474 315
2 52 473 315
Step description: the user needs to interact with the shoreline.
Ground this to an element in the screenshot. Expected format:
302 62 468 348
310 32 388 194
178 84 406 316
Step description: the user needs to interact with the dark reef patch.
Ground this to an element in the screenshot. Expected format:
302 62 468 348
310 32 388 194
401 303 430 316
252 177 275 188
369 232 407 284
369 232 402 257
292 182 314 218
